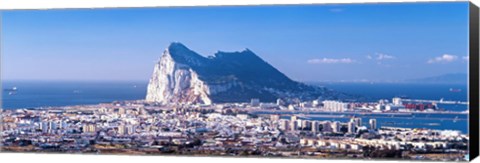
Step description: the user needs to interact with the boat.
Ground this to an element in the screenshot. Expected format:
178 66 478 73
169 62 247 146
3 86 17 92
4 86 18 95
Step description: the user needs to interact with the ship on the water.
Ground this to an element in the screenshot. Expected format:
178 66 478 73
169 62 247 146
4 86 18 95
4 86 17 91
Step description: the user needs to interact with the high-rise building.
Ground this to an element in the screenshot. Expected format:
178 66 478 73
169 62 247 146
302 120 311 130
279 120 289 131
311 121 319 133
369 119 377 130
59 121 69 129
82 124 97 133
353 117 362 127
332 121 341 133
322 121 332 132
49 121 58 130
348 121 356 134
40 121 49 133
290 120 298 131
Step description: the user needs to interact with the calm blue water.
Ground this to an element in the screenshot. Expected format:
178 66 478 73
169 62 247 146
2 81 148 109
318 82 468 102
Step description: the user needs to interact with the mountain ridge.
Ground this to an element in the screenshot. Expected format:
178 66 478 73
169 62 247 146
146 42 350 105
405 73 468 84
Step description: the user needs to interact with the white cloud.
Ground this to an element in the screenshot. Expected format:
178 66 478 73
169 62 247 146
367 53 395 66
307 58 356 64
427 54 458 63
367 53 395 61
463 56 469 61
375 53 395 60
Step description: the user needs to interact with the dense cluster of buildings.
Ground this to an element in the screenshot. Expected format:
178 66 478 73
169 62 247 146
0 98 469 161
275 97 444 113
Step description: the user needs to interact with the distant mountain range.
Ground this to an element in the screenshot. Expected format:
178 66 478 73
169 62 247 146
145 42 352 105
405 73 468 84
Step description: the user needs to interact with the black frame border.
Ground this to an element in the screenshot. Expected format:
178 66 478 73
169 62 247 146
469 1 479 161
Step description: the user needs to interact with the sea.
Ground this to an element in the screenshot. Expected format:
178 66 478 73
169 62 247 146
2 81 148 109
1 81 471 133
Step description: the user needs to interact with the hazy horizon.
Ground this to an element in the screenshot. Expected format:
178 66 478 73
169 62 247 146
1 72 469 84
1 2 470 82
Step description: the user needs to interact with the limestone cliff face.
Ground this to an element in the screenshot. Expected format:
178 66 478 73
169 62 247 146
145 45 213 105
146 42 349 105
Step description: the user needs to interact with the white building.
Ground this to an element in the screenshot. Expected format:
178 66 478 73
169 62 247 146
312 100 320 107
385 104 403 111
311 121 319 132
82 124 97 133
323 100 348 112
392 97 403 106
288 105 297 111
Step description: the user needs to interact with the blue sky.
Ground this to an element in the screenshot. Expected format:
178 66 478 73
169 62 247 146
1 2 470 82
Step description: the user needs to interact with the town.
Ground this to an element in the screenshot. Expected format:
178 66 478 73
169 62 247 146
1 98 469 161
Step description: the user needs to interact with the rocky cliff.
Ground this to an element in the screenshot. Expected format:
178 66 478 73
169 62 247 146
146 42 348 105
